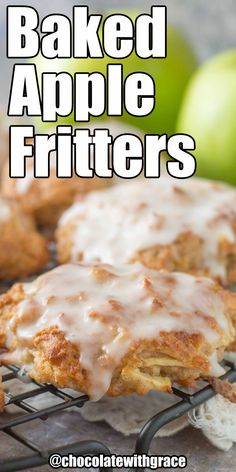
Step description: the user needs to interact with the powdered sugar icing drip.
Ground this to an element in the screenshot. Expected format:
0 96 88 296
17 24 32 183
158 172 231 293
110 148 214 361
59 177 236 281
3 264 230 400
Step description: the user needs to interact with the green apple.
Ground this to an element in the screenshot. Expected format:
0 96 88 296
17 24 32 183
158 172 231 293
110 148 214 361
117 25 198 135
177 50 236 185
34 11 197 135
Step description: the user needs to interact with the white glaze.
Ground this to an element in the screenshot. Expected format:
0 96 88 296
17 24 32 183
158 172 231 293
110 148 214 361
2 263 230 400
59 177 236 282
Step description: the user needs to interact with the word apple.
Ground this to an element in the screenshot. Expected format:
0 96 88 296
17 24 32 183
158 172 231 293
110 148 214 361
34 12 197 135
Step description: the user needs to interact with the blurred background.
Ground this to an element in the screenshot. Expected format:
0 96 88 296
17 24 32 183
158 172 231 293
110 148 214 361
1 0 236 184
1 0 236 106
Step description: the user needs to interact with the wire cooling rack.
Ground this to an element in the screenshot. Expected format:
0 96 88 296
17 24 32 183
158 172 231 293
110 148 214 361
0 360 236 472
0 248 236 471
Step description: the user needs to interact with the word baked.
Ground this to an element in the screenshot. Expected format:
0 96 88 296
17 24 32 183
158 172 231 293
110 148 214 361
7 6 166 59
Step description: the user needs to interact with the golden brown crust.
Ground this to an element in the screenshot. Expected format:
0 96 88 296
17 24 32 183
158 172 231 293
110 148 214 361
130 231 205 273
30 327 88 391
2 166 110 226
57 226 236 287
0 323 229 398
0 201 49 279
219 238 236 287
56 228 212 279
225 292 236 352
57 221 81 264
208 378 236 403
0 267 235 399
136 234 236 286
0 321 213 397
29 330 213 396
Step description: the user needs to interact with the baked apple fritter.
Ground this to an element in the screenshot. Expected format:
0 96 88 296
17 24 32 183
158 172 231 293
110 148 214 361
0 263 235 400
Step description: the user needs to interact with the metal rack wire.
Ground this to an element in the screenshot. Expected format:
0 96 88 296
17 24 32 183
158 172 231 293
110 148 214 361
0 360 236 472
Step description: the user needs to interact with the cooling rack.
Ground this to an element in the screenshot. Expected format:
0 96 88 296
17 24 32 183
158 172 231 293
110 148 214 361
0 247 236 471
0 360 236 472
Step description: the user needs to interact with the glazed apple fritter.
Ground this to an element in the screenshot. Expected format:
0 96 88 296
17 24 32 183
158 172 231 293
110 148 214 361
0 263 235 401
57 177 236 286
